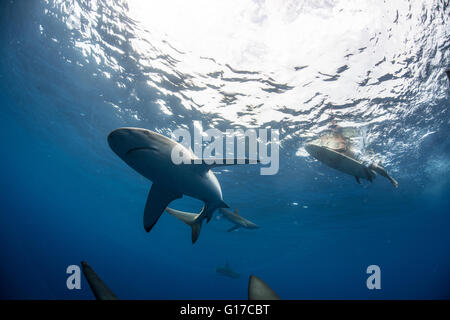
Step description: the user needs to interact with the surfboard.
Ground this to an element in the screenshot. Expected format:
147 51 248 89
305 143 374 181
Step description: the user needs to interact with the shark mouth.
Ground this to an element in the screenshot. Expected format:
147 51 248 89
125 146 157 158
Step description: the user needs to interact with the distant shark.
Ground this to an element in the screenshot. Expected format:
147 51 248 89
248 275 281 300
81 261 118 300
219 208 259 232
108 127 257 243
216 263 241 279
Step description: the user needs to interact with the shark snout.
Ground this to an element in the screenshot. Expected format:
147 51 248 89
107 127 154 159
108 128 135 159
247 222 259 229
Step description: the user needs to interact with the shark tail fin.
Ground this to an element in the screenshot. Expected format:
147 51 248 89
191 219 202 244
165 207 204 244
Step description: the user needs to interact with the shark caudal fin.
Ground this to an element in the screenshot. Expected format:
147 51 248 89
165 207 204 244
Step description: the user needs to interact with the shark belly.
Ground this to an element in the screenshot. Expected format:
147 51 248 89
125 149 223 205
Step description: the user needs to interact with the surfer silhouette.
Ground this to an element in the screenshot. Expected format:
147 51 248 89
306 122 398 187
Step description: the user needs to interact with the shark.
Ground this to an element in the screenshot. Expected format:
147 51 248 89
219 208 259 232
108 127 257 243
216 263 241 279
248 275 281 300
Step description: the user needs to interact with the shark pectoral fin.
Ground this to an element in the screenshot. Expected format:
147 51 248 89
144 184 182 233
227 225 240 232
355 176 361 184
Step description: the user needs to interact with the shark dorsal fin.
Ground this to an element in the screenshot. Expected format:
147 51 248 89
248 275 281 300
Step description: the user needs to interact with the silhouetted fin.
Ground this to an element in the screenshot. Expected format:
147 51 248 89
446 69 450 83
355 176 361 184
144 184 182 232
81 261 118 300
248 275 281 300
227 225 240 232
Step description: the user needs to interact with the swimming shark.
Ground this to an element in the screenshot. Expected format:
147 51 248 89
108 127 256 243
81 261 118 300
219 208 259 232
216 263 241 279
248 275 281 300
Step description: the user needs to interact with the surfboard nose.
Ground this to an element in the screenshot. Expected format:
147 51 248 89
304 143 319 157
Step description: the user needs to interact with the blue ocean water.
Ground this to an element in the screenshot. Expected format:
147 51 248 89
0 0 449 299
